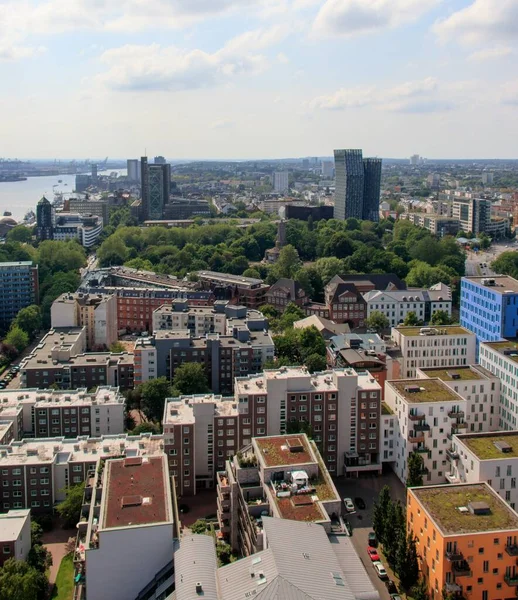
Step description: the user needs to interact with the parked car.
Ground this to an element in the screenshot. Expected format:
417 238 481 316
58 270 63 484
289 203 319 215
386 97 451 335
367 547 380 561
343 498 355 513
344 519 352 536
368 532 377 547
386 580 398 594
373 561 388 580
354 497 366 510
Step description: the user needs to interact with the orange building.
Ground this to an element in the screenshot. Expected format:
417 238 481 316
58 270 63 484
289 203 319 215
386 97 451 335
407 483 518 600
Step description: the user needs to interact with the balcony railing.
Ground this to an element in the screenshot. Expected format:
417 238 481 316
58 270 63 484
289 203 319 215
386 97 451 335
506 545 518 557
444 582 462 594
415 446 429 454
415 423 431 432
409 433 425 443
408 413 425 421
445 550 464 561
452 563 472 577
446 447 460 460
448 410 465 418
504 574 518 586
452 422 468 431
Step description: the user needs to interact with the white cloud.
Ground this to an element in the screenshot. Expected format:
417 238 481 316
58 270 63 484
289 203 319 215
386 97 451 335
468 46 513 61
501 81 518 107
210 119 235 129
312 0 439 38
0 44 45 61
433 0 518 46
277 52 290 63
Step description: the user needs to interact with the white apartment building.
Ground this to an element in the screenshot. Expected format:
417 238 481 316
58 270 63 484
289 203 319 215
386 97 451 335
447 431 518 512
381 403 397 464
479 341 518 430
385 378 468 485
134 338 157 385
364 283 452 327
153 304 227 336
0 509 31 567
391 325 476 379
416 365 500 432
273 171 289 194
51 292 118 350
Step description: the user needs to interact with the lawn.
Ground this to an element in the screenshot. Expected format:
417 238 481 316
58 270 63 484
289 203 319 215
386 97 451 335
51 553 75 600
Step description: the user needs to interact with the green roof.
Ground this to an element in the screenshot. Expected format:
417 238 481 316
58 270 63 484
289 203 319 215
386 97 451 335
419 367 483 381
458 433 518 459
412 484 518 535
394 326 470 336
484 341 518 362
382 403 394 415
390 379 460 403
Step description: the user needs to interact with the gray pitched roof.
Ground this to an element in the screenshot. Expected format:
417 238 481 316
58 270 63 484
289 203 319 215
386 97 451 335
174 535 218 600
329 535 380 600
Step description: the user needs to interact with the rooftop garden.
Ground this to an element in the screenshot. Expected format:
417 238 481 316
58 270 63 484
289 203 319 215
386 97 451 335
391 379 459 403
462 434 518 459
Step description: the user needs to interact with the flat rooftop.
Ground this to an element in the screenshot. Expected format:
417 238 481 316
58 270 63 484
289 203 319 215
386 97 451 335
255 435 314 467
389 378 461 403
0 509 30 540
464 276 518 294
419 366 484 381
102 456 170 529
197 270 267 288
457 432 518 459
484 340 518 362
0 387 123 410
411 483 518 535
394 325 472 336
163 395 237 425
274 496 326 523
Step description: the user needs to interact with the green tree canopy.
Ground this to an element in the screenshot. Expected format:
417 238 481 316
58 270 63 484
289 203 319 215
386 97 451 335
430 310 452 326
139 377 173 423
0 559 47 600
304 353 327 373
403 311 421 326
130 421 161 435
6 225 33 244
407 451 424 487
13 305 42 338
270 245 302 280
56 482 85 528
4 326 29 353
109 341 126 353
365 311 389 334
98 235 129 267
171 363 211 397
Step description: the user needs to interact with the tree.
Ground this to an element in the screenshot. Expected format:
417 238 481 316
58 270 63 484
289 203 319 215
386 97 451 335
372 485 391 545
191 519 209 534
171 363 211 397
109 341 126 353
396 532 419 589
365 311 389 334
411 579 430 600
27 543 52 573
0 559 47 600
403 311 420 326
13 305 42 338
430 310 452 326
242 268 261 279
4 326 29 353
304 353 327 373
7 225 33 244
270 245 302 280
407 452 424 487
129 422 161 435
139 377 173 423
98 235 129 267
491 251 518 279
216 541 235 566
56 482 85 528
383 500 405 568
298 326 326 361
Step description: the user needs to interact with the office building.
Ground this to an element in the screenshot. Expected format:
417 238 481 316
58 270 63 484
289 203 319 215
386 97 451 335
154 155 166 164
321 160 334 178
197 271 270 308
400 212 461 237
0 261 39 331
126 159 140 182
409 154 420 165
0 510 31 567
91 163 98 184
68 197 110 225
479 340 518 430
0 386 125 440
19 328 134 391
452 197 491 235
52 213 103 247
140 157 171 221
407 482 518 600
281 204 334 221
461 276 518 345
0 433 164 515
333 149 382 222
175 516 378 600
162 196 211 219
391 325 476 379
427 173 440 188
385 378 468 485
272 171 289 194
216 434 342 553
51 292 118 350
75 174 91 193
482 172 494 185
35 196 54 241
73 455 175 600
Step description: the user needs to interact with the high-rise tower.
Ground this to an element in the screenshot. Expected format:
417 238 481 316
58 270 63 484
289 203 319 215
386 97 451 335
35 196 54 241
362 158 382 222
140 157 171 221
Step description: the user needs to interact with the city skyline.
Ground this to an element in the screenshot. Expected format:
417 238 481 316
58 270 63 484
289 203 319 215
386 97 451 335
0 1 517 159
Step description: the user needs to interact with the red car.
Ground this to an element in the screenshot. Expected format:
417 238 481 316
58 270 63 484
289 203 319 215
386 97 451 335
367 547 380 561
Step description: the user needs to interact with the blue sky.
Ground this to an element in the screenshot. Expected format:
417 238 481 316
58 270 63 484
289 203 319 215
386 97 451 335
1 0 517 159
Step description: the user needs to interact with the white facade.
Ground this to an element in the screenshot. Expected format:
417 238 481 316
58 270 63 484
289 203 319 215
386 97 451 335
384 379 468 485
134 341 157 385
0 509 31 563
152 307 227 336
321 161 334 178
391 326 477 379
127 159 140 182
381 407 397 464
479 342 518 430
273 171 289 194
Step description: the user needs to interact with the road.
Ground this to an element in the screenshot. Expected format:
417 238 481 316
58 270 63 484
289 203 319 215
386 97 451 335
465 240 517 277
334 472 407 600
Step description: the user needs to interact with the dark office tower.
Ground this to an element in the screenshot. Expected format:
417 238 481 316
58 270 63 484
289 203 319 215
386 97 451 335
91 163 98 184
333 149 364 220
35 196 54 241
362 158 382 222
140 156 149 220
154 156 166 165
140 157 171 221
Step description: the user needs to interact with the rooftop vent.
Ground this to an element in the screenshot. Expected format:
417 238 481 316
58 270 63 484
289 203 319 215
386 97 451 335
457 506 469 514
404 385 421 394
468 501 491 516
286 437 304 453
124 456 142 467
195 582 203 594
447 372 461 380
494 440 513 453
121 495 142 508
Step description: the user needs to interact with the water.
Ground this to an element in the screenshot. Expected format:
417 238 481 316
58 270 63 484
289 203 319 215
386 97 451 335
0 169 127 221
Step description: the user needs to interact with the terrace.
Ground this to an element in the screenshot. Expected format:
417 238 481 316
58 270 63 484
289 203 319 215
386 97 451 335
485 341 518 362
391 379 460 404
394 325 470 336
419 367 483 381
459 433 518 459
412 483 518 535
255 435 314 467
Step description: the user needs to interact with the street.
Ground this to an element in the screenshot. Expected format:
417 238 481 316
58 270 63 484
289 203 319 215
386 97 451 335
334 472 407 600
465 240 517 277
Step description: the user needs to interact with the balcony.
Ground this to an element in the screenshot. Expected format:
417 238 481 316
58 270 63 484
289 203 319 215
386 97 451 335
414 423 431 432
445 472 461 484
408 412 425 421
448 410 465 419
409 433 425 443
445 550 464 561
452 422 468 431
446 447 460 461
504 574 518 586
415 446 429 454
444 582 462 594
506 544 518 557
452 562 471 577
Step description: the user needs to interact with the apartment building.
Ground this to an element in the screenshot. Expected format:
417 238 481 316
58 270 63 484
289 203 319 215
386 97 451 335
53 213 103 247
51 292 118 350
197 270 270 308
391 325 477 378
416 365 500 433
0 386 124 439
20 328 134 391
0 261 39 331
447 432 518 511
216 434 342 554
0 422 15 446
73 455 175 600
461 276 518 345
400 212 460 237
381 403 397 465
385 379 468 485
0 509 31 567
479 340 518 430
162 367 382 496
265 278 309 310
0 434 164 514
364 282 452 327
408 483 518 600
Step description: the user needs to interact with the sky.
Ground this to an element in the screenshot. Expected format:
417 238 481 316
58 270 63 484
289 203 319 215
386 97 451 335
1 0 518 160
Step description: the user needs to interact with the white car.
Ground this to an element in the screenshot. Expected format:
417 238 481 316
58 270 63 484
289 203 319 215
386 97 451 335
373 561 388 580
343 498 355 513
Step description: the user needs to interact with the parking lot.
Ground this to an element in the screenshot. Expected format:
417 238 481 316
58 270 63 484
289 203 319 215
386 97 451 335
334 471 407 599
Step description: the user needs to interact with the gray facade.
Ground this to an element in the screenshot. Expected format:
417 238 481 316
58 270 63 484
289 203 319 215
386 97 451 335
362 157 382 222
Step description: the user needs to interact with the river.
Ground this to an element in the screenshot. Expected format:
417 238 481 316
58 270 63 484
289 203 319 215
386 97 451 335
0 169 127 221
